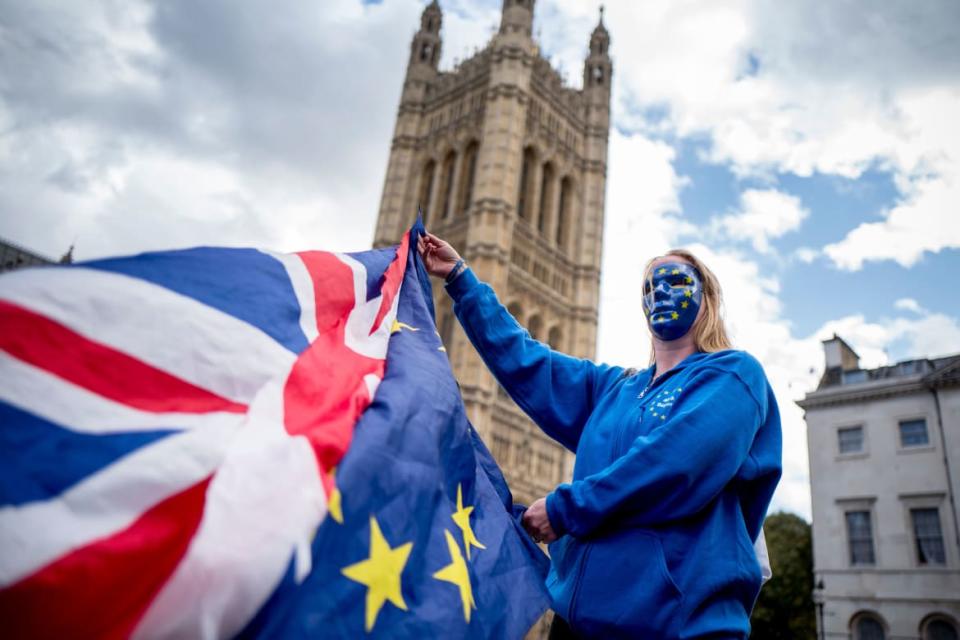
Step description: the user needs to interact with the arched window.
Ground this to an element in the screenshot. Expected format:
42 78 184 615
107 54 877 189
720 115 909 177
556 176 572 250
456 140 479 216
507 301 523 323
538 162 554 234
924 616 959 640
438 150 456 220
852 613 887 640
547 326 562 350
517 147 535 221
527 314 543 342
418 160 436 225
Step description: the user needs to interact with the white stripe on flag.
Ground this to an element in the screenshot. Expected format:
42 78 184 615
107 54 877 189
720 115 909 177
336 253 400 361
261 250 319 344
0 267 295 405
133 377 327 640
0 421 235 587
0 352 243 434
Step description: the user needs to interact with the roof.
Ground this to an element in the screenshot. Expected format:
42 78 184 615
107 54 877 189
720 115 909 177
798 353 960 410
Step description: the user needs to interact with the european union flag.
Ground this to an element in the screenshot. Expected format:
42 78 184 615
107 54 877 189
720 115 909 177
246 219 551 638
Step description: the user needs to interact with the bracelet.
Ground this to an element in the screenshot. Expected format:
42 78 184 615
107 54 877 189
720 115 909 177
445 259 465 283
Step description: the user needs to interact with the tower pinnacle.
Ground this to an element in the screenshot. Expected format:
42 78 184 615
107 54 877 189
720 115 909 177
499 0 535 37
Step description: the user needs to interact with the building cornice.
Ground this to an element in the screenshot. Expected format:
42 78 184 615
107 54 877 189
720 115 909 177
797 376 928 409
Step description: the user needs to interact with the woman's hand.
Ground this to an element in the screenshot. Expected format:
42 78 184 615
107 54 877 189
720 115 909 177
417 232 463 279
522 497 558 544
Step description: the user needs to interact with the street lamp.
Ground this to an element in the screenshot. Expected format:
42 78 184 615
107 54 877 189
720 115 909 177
812 578 825 640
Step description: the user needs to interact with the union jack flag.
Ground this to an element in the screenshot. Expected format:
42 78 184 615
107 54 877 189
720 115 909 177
0 222 550 638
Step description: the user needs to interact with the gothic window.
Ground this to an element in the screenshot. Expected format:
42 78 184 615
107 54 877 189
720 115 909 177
439 150 456 220
593 65 604 85
527 314 543 342
556 176 572 249
457 140 479 216
517 146 535 221
547 326 562 350
420 43 432 62
418 160 436 225
538 162 554 235
507 301 523 323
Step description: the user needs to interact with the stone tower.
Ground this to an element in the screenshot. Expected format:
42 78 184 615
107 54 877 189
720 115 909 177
374 0 612 505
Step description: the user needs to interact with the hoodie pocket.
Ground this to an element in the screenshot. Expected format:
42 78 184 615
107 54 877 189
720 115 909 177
571 530 684 639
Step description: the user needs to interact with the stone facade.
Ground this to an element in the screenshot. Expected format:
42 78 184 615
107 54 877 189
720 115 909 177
373 0 611 506
800 336 960 640
0 238 53 272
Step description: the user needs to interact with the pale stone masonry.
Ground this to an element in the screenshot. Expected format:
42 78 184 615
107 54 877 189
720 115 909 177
800 336 960 640
373 0 612 506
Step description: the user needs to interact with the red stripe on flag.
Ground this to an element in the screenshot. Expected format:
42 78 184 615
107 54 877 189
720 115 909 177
284 236 409 484
0 476 212 640
369 231 410 336
0 300 247 414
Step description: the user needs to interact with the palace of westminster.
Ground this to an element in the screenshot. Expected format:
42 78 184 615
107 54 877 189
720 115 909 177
374 0 612 505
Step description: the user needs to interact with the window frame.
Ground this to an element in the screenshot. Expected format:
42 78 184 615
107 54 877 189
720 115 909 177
898 416 931 450
838 497 878 567
836 423 867 458
901 493 950 568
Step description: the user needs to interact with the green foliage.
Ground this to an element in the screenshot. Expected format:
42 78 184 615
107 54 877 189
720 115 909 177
750 512 817 640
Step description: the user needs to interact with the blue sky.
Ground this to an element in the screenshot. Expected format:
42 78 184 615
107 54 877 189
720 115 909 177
0 0 957 518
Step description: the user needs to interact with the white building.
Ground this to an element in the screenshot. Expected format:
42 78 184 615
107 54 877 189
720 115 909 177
800 336 960 640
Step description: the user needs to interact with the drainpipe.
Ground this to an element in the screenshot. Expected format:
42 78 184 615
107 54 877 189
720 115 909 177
929 385 960 550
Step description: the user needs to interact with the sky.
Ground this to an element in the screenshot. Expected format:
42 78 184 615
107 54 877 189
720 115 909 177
2 0 959 520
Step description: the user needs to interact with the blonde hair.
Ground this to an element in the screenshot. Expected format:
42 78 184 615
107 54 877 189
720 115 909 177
642 248 732 362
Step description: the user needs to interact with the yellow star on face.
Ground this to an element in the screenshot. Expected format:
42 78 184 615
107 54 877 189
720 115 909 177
670 311 679 320
657 267 667 275
391 319 419 334
433 529 475 623
684 289 692 297
681 300 689 309
328 468 343 524
451 484 486 560
341 516 413 632
671 268 680 275
685 276 693 284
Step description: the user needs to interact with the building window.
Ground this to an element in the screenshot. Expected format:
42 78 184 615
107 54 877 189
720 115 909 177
438 151 456 220
418 160 436 224
899 418 929 448
517 147 535 221
456 140 479 216
854 614 886 640
538 162 554 235
846 510 876 565
912 508 947 565
838 426 864 454
924 618 959 640
556 176 572 250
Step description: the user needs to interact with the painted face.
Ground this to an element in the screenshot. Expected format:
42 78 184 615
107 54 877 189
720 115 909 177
642 261 703 341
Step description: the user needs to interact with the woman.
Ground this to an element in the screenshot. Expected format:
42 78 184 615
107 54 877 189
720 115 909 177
417 233 782 639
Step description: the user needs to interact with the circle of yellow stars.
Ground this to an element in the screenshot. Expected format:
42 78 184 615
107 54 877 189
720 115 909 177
335 477 484 632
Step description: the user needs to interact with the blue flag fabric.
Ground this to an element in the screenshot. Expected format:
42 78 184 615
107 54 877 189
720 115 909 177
245 219 551 638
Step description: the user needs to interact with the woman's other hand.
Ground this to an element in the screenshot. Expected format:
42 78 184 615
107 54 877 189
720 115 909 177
417 232 462 279
522 497 558 544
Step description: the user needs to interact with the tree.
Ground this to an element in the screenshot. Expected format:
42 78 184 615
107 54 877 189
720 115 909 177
751 512 817 639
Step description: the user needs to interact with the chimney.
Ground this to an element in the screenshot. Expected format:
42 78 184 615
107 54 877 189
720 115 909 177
819 334 860 387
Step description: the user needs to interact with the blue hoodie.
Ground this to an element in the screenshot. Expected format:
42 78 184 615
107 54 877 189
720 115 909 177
447 268 782 639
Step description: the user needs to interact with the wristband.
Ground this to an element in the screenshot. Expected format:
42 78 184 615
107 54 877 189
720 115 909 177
445 259 465 283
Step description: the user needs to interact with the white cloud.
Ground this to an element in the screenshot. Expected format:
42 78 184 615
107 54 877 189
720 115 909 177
713 188 809 253
894 298 924 314
793 247 818 264
596 129 691 368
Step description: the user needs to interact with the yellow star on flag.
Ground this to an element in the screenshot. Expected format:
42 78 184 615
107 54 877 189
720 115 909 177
451 484 486 560
670 311 679 320
341 516 413 632
391 319 419 334
328 468 343 524
433 529 476 623
681 301 689 309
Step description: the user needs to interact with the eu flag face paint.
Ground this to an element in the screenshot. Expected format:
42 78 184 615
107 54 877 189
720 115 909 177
643 262 703 341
